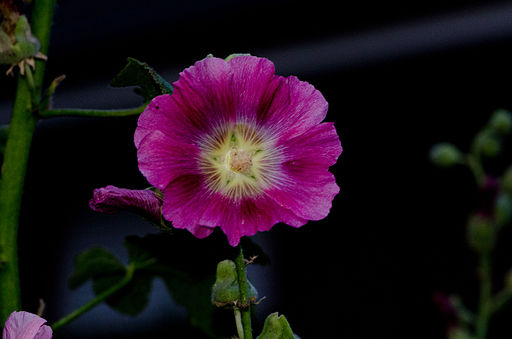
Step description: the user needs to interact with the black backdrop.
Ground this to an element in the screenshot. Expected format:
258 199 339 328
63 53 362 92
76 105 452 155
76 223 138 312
2 1 512 338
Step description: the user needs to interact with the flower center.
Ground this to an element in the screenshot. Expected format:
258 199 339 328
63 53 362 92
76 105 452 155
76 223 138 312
227 148 252 173
198 124 282 200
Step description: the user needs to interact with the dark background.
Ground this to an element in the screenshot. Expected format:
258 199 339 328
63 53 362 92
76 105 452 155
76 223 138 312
2 0 512 338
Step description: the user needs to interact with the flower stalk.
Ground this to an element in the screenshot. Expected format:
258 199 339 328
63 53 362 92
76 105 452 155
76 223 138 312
0 0 56 323
475 254 492 339
235 245 252 339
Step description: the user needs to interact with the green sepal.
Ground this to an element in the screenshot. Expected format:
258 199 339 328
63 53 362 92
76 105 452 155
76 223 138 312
225 53 251 61
257 313 300 339
110 57 172 102
211 260 258 307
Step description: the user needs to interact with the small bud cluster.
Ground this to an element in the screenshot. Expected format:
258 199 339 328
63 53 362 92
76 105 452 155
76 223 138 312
431 108 512 339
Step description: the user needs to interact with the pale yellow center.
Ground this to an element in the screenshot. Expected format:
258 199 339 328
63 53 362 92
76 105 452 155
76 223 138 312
198 124 282 200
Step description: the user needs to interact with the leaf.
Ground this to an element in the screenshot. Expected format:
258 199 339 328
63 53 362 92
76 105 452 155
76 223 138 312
68 247 125 289
68 246 152 316
110 57 172 102
93 273 153 316
69 231 270 336
122 231 269 337
161 270 216 336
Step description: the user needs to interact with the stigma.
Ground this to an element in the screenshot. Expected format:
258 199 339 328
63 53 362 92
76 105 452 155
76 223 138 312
227 148 252 173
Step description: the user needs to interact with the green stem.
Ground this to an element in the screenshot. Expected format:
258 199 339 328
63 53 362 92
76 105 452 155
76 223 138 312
235 245 252 339
466 154 486 187
39 104 147 118
51 263 137 331
490 289 512 314
234 307 244 339
475 254 492 339
0 0 56 323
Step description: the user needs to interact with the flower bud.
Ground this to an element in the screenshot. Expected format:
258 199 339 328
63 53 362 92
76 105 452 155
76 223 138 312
467 214 495 254
0 15 41 65
430 143 463 167
489 109 512 135
474 131 500 157
211 260 257 307
89 185 163 224
257 313 300 339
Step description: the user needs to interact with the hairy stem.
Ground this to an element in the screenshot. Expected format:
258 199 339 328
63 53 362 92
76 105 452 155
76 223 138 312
39 104 147 118
235 245 252 339
51 263 136 331
0 0 56 323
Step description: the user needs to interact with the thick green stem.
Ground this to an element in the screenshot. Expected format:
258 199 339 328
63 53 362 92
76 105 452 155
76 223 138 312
39 104 147 118
0 0 56 323
235 245 252 339
51 263 136 331
475 255 492 339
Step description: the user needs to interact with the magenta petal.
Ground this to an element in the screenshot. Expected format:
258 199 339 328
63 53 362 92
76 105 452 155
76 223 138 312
264 75 328 141
135 58 235 149
135 94 181 148
188 224 215 239
228 56 282 122
137 130 200 190
3 311 52 339
89 185 163 223
161 175 307 246
267 123 342 220
280 122 342 167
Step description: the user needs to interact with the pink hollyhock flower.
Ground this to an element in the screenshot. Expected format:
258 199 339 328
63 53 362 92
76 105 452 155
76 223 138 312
135 55 342 246
2 311 52 339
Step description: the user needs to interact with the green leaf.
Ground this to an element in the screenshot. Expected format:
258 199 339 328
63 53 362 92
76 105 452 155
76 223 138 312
69 231 269 336
110 57 172 102
68 247 125 289
124 235 154 265
93 273 153 316
257 313 300 339
161 270 216 336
